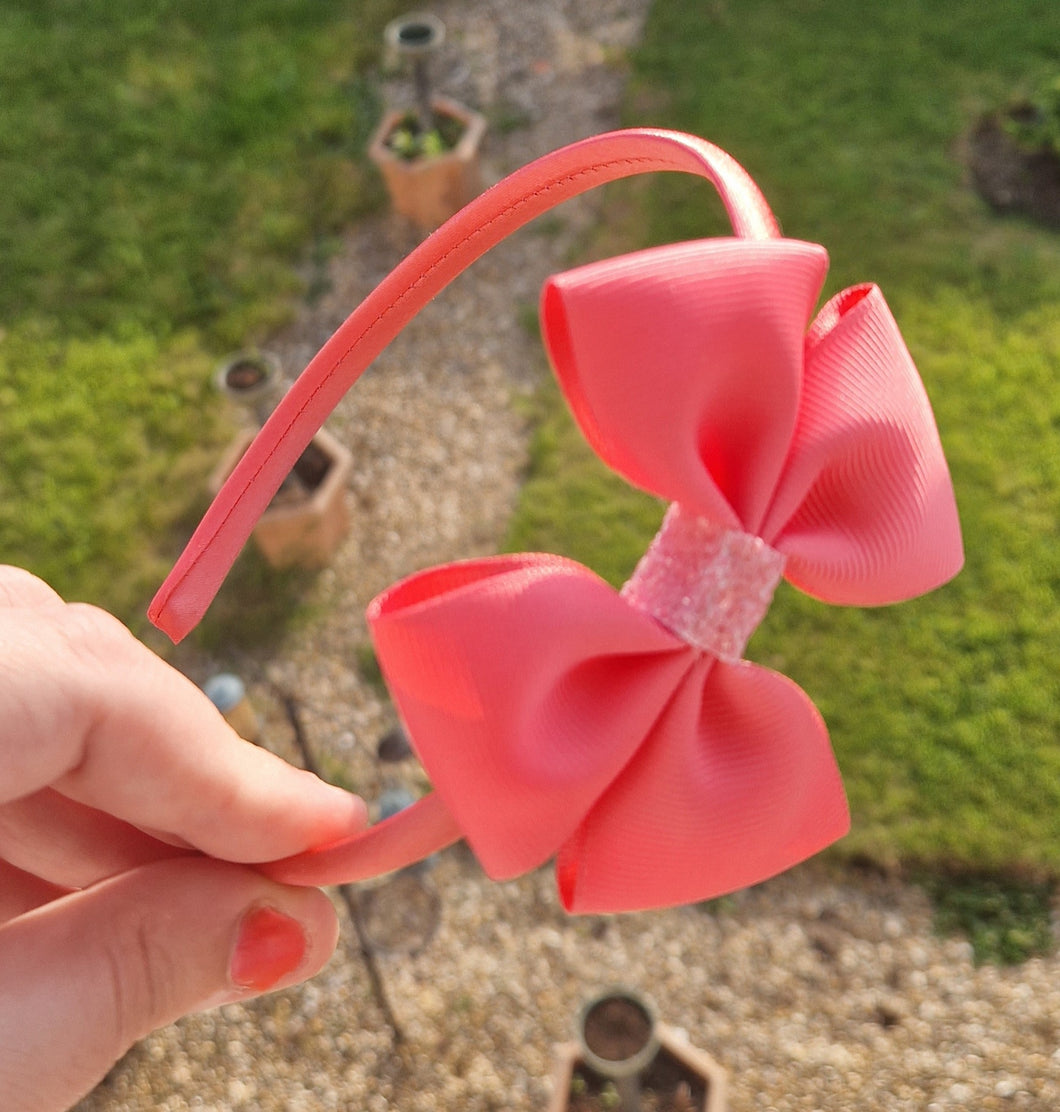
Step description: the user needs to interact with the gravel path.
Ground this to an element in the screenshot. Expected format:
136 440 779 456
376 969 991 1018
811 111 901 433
79 1 1060 1109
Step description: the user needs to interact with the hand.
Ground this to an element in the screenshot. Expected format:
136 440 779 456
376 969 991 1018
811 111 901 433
0 566 368 1112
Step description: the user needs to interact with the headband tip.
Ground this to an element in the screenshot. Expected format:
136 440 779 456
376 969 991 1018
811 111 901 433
147 583 197 644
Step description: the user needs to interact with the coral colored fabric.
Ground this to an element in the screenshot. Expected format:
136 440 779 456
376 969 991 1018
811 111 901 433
150 130 963 912
544 240 963 604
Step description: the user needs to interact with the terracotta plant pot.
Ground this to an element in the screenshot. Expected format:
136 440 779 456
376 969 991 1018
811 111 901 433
209 428 353 569
368 95 487 230
548 988 728 1112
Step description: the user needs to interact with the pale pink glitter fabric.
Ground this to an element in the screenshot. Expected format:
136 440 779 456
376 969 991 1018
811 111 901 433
621 504 787 663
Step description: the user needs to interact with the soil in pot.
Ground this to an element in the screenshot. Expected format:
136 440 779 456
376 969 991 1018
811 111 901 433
270 441 333 508
583 996 654 1064
567 1048 708 1112
224 359 269 391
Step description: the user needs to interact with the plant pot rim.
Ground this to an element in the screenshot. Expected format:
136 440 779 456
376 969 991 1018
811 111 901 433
215 349 282 404
384 11 446 56
209 427 352 520
548 1023 729 1112
576 986 660 1080
368 95 487 168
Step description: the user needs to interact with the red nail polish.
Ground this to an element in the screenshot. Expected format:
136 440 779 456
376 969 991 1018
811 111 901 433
230 905 307 992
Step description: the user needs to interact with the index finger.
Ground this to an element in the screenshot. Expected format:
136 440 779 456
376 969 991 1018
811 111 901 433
0 601 367 863
0 566 64 610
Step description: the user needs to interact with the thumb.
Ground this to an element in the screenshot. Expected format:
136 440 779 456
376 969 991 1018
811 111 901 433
0 857 341 1112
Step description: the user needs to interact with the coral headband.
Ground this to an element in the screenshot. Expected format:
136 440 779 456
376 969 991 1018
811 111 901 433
150 130 963 913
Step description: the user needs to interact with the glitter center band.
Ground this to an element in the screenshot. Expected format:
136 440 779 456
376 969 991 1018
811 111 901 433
621 505 786 662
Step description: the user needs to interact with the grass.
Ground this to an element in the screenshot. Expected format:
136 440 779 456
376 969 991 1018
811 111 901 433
0 0 392 342
0 0 400 631
505 0 1060 905
921 872 1055 965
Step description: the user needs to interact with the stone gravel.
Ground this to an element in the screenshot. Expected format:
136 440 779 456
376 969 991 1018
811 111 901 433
78 1 1060 1108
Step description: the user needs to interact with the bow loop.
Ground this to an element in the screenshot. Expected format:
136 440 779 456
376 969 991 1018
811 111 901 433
362 553 849 912
557 658 848 912
760 284 964 603
368 554 692 879
542 240 963 605
541 238 830 532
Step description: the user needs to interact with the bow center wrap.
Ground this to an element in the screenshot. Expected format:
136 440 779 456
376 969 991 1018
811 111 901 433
621 504 787 662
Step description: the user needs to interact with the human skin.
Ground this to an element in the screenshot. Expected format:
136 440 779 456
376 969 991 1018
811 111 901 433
0 566 368 1111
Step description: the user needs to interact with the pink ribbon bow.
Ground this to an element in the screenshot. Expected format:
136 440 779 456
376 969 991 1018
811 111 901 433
150 130 963 913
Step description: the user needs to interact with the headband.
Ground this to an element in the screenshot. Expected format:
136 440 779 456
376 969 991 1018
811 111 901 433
150 130 963 913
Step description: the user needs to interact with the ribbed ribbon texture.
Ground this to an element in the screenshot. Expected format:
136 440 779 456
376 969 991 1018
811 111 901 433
149 131 962 912
264 236 962 912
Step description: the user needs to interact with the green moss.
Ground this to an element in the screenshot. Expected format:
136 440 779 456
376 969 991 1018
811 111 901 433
922 872 1056 965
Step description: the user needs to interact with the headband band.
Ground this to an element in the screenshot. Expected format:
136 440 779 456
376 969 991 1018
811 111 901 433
150 129 778 640
150 130 963 913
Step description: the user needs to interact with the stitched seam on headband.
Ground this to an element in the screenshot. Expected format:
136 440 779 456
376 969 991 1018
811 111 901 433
163 150 739 607
327 157 665 392
213 159 665 530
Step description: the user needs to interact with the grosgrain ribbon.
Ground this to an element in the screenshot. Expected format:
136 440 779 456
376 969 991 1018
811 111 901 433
150 130 964 913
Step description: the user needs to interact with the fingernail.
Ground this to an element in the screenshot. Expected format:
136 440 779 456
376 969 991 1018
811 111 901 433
230 905 307 992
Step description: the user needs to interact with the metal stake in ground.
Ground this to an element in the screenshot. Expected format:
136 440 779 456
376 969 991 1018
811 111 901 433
385 12 446 134
279 691 405 1046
